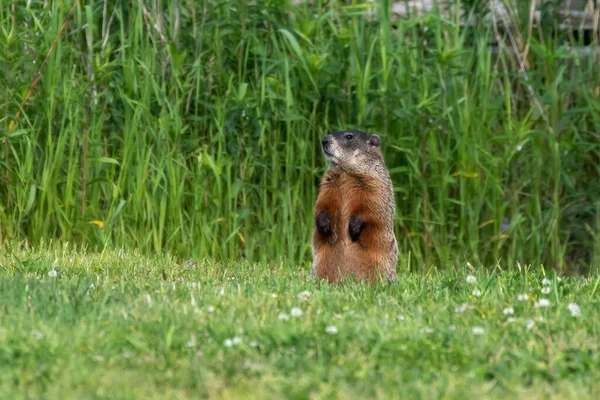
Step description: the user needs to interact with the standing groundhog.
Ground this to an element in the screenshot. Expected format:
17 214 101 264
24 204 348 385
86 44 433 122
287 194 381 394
311 130 398 285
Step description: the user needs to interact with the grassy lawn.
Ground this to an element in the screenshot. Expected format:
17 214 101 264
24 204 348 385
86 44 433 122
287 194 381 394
2 1 598 399
1 244 599 399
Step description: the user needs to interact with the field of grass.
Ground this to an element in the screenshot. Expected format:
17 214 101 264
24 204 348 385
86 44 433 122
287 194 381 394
0 243 599 399
2 1 600 398
1 0 599 272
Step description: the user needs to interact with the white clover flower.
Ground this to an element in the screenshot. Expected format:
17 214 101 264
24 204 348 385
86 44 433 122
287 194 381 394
93 355 104 362
472 289 482 297
540 287 551 294
298 291 312 301
517 294 529 301
396 314 406 321
48 269 57 278
421 326 434 334
250 341 258 347
224 339 233 347
506 317 517 323
526 319 535 330
568 303 581 317
290 307 303 317
232 336 242 345
30 329 43 340
206 305 215 313
472 326 485 335
186 338 196 348
503 307 514 315
455 303 472 313
219 288 225 296
271 294 278 298
466 275 477 283
542 278 551 286
448 325 456 332
325 326 338 334
278 312 290 321
517 144 523 152
535 298 550 308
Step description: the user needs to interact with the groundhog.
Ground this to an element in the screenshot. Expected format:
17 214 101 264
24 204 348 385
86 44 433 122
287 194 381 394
311 130 398 285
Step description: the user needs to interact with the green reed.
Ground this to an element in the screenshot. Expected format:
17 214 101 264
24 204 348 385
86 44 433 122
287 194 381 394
1 0 599 272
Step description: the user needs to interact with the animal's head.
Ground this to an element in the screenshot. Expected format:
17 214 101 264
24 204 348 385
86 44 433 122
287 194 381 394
320 130 384 174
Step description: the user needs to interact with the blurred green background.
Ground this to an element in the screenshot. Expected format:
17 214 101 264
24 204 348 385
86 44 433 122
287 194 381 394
1 0 599 273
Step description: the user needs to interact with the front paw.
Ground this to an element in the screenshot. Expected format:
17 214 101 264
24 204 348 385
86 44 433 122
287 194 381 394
316 211 331 236
348 216 364 242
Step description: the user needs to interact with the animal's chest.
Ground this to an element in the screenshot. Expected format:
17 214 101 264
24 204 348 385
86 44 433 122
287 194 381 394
337 177 367 212
326 175 370 240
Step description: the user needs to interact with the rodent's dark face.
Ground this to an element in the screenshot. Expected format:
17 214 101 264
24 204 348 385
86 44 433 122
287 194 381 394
321 130 382 172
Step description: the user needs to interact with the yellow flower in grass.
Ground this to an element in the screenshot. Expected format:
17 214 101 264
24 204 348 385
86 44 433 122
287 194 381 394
89 220 105 228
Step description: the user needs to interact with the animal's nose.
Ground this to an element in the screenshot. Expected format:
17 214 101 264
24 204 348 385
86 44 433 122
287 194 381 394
321 135 331 145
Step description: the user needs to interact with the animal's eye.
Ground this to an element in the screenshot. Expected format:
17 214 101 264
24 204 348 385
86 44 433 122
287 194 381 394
345 134 353 140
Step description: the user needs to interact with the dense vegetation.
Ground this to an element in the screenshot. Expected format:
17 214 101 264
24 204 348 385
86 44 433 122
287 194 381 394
1 244 599 398
1 0 599 272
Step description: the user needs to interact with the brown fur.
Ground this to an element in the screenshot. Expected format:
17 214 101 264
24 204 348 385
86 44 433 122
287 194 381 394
311 131 398 285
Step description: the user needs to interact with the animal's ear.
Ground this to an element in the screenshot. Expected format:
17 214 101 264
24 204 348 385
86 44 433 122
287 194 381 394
369 135 380 147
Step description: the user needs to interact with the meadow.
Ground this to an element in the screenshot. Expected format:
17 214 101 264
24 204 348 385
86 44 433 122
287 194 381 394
1 243 599 399
1 1 600 398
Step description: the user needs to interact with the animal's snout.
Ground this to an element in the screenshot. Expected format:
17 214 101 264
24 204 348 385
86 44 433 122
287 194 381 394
321 134 334 158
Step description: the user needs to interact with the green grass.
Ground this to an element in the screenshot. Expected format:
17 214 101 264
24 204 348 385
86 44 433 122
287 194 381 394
1 243 599 399
0 0 598 272
1 2 599 397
